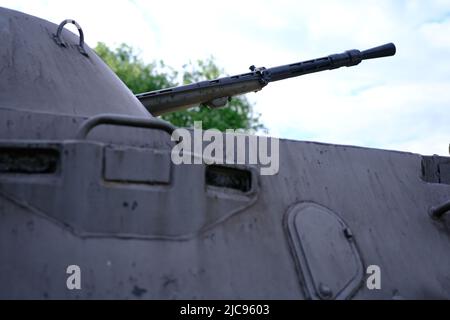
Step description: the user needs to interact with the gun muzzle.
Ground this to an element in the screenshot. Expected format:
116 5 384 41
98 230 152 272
327 43 396 69
361 43 396 60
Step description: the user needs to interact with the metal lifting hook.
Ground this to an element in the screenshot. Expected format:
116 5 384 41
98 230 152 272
53 19 88 57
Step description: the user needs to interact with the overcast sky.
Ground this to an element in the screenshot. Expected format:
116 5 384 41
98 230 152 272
1 0 449 155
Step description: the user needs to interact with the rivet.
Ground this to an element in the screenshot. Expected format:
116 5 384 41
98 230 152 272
318 283 333 299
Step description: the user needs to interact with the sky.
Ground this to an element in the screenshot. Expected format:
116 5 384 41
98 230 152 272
1 0 449 155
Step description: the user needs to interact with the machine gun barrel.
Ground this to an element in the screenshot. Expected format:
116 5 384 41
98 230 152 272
136 43 396 116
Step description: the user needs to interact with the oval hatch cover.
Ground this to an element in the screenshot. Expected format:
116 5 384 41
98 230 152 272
285 202 364 300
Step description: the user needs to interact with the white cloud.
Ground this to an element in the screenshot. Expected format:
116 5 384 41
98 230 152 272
420 18 450 50
0 0 449 155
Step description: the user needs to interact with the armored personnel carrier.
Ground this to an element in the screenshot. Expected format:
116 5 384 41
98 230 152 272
0 7 449 299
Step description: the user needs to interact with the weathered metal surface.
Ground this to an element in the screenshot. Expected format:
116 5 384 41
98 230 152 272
422 155 450 184
104 146 171 184
0 7 449 300
0 7 149 118
1 135 449 299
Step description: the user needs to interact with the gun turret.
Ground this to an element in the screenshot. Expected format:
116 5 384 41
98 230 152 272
136 43 396 116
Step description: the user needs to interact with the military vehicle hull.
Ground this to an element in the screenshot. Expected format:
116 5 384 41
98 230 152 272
0 7 449 299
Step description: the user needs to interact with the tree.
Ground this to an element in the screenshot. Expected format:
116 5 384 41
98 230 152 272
95 42 265 132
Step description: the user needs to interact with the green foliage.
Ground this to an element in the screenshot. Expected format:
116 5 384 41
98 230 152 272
95 42 265 132
95 42 176 93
